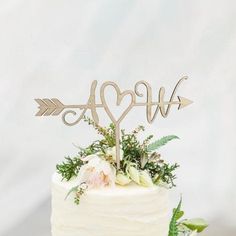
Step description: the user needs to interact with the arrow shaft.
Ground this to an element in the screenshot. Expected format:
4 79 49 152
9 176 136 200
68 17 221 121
64 104 104 109
63 101 180 109
134 101 180 106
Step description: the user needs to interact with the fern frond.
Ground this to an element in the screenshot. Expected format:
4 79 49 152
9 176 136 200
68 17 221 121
168 198 182 236
147 135 179 152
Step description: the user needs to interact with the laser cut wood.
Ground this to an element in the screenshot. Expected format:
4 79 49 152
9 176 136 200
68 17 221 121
35 77 193 168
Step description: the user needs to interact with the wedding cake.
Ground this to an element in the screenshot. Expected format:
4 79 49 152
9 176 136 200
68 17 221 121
52 173 169 236
35 79 207 235
50 117 208 236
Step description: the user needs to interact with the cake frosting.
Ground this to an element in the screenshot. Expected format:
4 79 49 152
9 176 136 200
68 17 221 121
51 173 169 236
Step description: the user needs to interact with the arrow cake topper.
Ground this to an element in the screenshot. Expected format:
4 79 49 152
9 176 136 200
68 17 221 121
35 76 192 168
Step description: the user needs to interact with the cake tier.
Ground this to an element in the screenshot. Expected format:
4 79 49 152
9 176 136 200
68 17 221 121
51 173 169 236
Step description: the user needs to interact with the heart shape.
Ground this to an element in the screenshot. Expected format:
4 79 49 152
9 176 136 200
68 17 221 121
100 82 136 124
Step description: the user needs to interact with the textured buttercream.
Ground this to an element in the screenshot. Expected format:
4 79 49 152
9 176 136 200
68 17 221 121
51 173 169 236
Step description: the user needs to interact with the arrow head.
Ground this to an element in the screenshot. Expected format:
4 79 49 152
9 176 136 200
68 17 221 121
178 96 193 109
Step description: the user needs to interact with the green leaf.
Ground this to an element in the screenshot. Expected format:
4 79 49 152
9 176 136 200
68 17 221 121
147 135 179 152
168 198 182 236
65 185 79 200
172 208 184 220
182 218 208 232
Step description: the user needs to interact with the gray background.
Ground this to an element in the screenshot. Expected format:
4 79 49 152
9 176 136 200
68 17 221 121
0 0 236 235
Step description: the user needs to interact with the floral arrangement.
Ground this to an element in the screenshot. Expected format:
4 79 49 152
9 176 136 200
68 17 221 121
56 116 208 235
57 116 179 197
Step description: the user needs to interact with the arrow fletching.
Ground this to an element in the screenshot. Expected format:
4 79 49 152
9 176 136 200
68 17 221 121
35 98 65 116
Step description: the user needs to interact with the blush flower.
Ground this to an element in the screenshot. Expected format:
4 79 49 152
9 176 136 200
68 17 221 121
77 155 116 188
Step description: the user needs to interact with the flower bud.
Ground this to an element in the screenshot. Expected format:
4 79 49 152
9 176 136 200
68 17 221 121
115 171 131 186
153 173 159 184
139 171 153 187
128 166 140 184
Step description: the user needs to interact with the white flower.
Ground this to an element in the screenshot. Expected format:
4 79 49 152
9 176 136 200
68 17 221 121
116 171 131 186
106 146 124 162
139 171 153 187
128 166 140 184
76 155 116 188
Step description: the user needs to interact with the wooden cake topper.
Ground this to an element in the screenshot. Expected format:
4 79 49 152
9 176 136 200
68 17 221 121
35 77 192 168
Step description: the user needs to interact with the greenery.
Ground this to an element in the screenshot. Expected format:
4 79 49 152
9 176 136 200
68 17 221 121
168 198 182 236
168 198 208 236
65 183 88 205
56 156 83 181
120 125 179 187
147 135 179 152
147 162 179 187
57 116 180 188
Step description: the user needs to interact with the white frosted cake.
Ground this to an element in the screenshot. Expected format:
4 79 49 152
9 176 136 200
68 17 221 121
50 118 208 236
51 173 169 236
34 79 207 235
